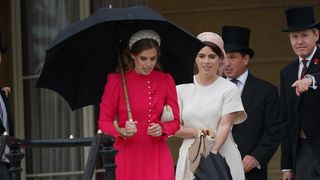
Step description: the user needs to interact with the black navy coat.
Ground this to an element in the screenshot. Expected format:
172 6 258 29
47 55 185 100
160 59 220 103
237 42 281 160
280 47 320 172
232 73 281 180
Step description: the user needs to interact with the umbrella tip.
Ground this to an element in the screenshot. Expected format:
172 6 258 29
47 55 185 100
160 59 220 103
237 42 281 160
69 134 75 139
2 131 8 136
97 129 102 134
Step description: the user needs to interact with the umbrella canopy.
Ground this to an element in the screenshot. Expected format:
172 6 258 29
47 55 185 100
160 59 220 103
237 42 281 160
36 5 204 110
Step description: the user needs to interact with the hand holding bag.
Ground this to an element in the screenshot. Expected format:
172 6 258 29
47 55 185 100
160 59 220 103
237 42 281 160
161 105 174 122
188 129 215 173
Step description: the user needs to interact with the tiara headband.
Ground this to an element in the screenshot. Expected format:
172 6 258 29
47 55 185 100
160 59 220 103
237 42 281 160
129 29 161 49
197 32 226 58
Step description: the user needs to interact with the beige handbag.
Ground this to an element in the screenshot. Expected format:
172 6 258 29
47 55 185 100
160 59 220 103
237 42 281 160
188 129 215 173
161 105 174 122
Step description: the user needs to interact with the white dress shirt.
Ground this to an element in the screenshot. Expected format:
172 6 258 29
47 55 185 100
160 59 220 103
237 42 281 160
227 70 248 94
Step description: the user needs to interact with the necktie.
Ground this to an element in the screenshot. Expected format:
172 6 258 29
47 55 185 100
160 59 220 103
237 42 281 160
230 79 239 85
300 59 308 79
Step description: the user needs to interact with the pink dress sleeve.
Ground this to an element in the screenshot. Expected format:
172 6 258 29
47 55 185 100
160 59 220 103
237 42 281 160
160 73 180 138
98 73 121 137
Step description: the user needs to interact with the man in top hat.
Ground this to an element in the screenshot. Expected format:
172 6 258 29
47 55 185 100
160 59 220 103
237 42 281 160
0 38 12 180
222 26 281 180
280 6 320 180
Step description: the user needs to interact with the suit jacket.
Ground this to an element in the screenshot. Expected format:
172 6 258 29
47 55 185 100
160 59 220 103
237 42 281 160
280 47 320 171
0 90 12 136
0 119 4 135
232 73 281 180
0 90 12 179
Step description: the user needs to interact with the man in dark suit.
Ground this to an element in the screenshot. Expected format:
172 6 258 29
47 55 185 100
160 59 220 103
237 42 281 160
280 6 320 180
222 26 281 180
0 38 11 180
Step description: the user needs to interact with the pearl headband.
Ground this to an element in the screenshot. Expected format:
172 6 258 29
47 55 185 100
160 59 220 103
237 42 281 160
129 29 161 49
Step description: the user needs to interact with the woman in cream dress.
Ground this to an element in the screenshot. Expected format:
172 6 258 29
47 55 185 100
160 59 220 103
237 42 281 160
175 32 247 180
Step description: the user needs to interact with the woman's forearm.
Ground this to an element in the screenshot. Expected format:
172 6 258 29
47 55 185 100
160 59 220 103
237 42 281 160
212 112 237 153
212 122 231 153
174 124 199 139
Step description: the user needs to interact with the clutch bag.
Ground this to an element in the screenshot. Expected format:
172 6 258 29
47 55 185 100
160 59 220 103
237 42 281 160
161 104 174 122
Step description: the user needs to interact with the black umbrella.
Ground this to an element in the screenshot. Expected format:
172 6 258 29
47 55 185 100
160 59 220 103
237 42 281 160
194 152 232 180
36 5 204 110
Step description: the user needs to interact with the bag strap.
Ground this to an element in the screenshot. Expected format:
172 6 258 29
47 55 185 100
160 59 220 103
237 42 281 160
191 134 204 163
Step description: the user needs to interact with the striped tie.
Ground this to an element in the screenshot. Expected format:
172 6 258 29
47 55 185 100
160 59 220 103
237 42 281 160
300 59 308 79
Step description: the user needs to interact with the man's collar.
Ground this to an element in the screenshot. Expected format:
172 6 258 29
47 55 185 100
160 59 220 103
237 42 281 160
236 70 249 85
227 70 248 85
299 46 317 62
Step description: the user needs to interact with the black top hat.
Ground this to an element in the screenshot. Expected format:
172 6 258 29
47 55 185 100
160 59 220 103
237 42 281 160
283 6 319 32
222 26 254 58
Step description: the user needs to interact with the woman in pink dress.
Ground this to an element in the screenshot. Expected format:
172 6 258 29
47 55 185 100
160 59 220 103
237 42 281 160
98 29 180 180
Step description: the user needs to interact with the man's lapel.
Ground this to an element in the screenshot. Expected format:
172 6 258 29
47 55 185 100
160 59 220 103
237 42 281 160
241 73 258 109
307 47 320 74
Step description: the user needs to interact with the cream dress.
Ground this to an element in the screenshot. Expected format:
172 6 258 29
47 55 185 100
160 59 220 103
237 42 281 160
175 76 247 180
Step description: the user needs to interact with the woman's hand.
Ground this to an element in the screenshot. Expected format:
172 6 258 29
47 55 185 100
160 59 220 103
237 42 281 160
211 149 218 154
192 128 202 138
147 123 162 137
125 120 137 137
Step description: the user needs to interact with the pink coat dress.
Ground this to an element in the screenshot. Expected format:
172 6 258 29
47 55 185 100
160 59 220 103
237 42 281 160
99 70 180 180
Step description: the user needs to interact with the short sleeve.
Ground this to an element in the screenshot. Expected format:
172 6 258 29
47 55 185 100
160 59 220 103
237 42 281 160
222 85 247 124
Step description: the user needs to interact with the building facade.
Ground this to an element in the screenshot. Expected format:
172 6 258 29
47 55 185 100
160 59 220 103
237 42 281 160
0 0 319 179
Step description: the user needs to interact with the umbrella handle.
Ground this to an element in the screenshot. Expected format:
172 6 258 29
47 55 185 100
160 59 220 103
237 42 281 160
113 120 127 137
113 45 133 137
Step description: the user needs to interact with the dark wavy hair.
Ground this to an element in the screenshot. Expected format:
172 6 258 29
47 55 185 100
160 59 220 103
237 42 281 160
202 41 224 59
